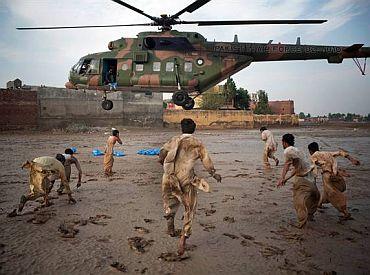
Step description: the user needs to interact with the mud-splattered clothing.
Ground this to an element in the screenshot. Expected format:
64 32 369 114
160 134 216 237
284 146 320 228
310 150 350 216
63 154 82 182
26 157 71 200
261 130 278 165
104 135 122 176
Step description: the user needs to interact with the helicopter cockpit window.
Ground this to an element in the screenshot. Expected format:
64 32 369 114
153 62 161 72
71 60 83 74
166 62 174 72
79 59 92 75
87 59 100 74
184 62 193 72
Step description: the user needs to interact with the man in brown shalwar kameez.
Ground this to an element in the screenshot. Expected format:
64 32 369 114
308 142 360 220
18 155 76 213
104 128 122 176
277 134 320 228
159 118 222 255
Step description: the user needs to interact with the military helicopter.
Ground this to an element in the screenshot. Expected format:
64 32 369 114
17 0 369 110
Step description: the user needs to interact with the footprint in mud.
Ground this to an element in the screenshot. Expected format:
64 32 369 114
223 233 239 239
223 216 236 223
110 261 127 272
134 226 150 234
260 245 285 258
270 227 303 242
143 218 155 223
158 252 190 262
240 234 255 240
127 236 154 253
329 231 339 237
27 212 55 224
89 214 112 226
234 160 243 163
86 178 98 182
199 223 216 232
222 195 235 203
7 209 17 218
205 209 216 216
58 221 79 238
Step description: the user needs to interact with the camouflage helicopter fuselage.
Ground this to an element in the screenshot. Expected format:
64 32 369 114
66 30 370 95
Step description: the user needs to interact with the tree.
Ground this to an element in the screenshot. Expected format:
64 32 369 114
234 87 250 110
253 90 272 114
223 77 237 106
299 112 305 119
307 113 311 118
200 93 225 110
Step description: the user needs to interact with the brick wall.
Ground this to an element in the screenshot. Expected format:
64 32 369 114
0 89 38 130
268 100 294 115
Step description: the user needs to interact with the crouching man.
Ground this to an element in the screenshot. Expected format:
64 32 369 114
159 118 222 255
18 155 76 213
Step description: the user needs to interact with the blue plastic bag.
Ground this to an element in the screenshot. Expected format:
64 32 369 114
71 147 77 153
113 150 125 157
137 148 160 156
92 149 104 156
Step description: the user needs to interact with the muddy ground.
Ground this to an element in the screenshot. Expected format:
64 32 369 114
0 126 369 274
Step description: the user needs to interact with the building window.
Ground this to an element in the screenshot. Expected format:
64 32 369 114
153 62 161 72
135 64 144 72
166 62 174 72
184 62 193 72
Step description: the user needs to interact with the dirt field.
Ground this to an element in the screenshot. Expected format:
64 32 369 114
0 127 369 274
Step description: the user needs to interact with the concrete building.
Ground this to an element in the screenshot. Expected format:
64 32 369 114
6 78 22 89
268 100 295 115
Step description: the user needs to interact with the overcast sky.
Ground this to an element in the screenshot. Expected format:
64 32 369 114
1 0 369 115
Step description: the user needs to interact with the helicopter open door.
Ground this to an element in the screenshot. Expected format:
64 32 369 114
102 59 117 85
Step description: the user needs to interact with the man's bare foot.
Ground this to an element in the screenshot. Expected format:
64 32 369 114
275 159 279 166
177 235 187 256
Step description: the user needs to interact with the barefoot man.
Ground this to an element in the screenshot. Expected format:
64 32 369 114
104 128 122 176
57 148 83 194
277 134 320 228
308 142 360 220
18 156 76 213
260 127 279 167
159 118 222 255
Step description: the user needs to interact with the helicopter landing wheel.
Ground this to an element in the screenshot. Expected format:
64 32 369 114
102 99 113 110
182 98 195 110
172 91 188 106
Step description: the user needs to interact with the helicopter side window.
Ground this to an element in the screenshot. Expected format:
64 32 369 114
166 62 174 72
184 62 193 72
71 60 83 73
153 62 161 72
135 64 144 72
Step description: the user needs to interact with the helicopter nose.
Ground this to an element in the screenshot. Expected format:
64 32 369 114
65 81 76 89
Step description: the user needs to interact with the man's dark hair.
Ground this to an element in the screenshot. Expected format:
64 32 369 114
260 126 267 132
181 118 196 134
308 142 319 153
112 129 119 136
65 148 74 155
56 153 66 165
282 133 295 146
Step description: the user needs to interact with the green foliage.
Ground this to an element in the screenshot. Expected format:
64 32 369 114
298 112 305 119
163 101 168 109
200 93 225 110
223 77 237 104
235 88 250 110
253 90 272 115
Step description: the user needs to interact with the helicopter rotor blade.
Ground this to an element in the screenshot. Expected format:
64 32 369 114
171 0 211 19
110 0 157 21
17 23 153 30
179 19 327 26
